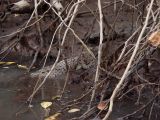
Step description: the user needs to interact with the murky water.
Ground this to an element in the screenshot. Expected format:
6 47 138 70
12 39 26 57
0 65 88 120
0 65 159 120
0 66 43 120
0 67 124 120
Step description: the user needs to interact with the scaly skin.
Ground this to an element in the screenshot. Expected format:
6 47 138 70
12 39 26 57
30 51 97 80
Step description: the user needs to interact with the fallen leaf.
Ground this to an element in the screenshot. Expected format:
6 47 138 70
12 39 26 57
41 101 52 109
0 62 6 65
45 113 61 120
0 61 16 65
97 101 108 110
51 95 61 100
68 108 80 113
2 66 9 69
5 62 16 65
148 31 160 47
17 64 28 69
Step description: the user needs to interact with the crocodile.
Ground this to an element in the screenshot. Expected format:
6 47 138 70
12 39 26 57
30 48 98 80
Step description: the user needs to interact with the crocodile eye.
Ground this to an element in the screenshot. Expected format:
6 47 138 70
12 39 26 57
59 7 62 11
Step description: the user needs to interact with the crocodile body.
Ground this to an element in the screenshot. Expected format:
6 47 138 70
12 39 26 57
30 51 97 80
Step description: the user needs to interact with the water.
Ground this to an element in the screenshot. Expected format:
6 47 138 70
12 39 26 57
0 66 43 120
0 65 158 120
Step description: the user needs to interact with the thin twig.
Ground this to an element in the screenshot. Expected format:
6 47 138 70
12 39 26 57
28 0 81 103
88 0 103 109
28 0 44 71
102 0 155 119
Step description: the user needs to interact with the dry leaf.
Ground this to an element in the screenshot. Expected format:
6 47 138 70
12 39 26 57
148 31 160 47
52 95 61 100
0 61 16 65
97 101 108 110
51 95 61 100
5 62 16 65
68 108 80 113
45 113 61 120
40 101 52 109
0 62 6 65
17 64 28 69
2 66 9 69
